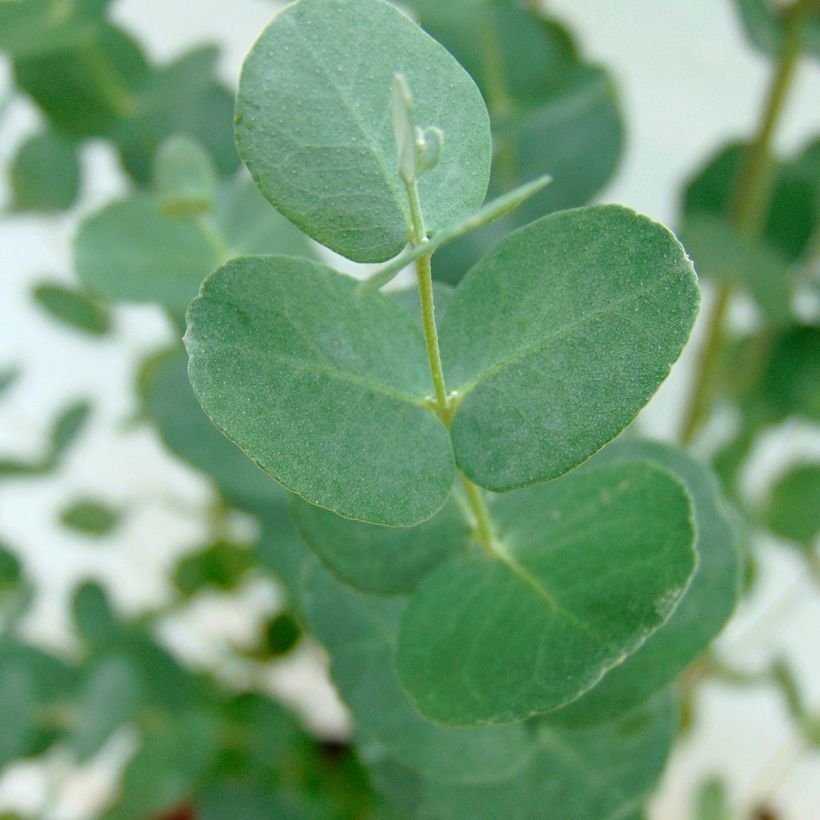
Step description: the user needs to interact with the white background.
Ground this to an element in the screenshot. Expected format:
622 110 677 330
0 0 819 817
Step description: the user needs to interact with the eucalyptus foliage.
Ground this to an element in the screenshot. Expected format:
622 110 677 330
1 0 818 817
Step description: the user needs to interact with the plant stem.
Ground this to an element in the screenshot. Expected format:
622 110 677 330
680 0 810 444
416 253 450 411
402 178 496 555
404 178 449 411
460 473 496 556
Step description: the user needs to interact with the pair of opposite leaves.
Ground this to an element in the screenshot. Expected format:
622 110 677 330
186 0 700 528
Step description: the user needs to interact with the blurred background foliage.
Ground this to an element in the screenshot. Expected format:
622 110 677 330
0 0 818 818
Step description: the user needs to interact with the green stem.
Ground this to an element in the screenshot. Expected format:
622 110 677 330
416 253 449 412
402 178 496 556
680 0 810 444
460 474 496 556
404 177 449 411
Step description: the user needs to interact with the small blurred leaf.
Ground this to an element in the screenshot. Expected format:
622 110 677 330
49 399 92 462
0 0 110 58
14 24 148 139
732 0 820 59
680 215 792 325
694 776 731 820
174 541 253 596
75 195 221 318
154 134 217 217
0 400 90 478
76 177 314 318
256 611 301 659
113 46 239 184
765 463 820 547
10 130 80 212
0 366 21 398
72 582 120 646
684 141 818 261
0 542 23 588
681 141 819 319
108 710 219 819
70 654 142 762
0 662 34 767
33 282 111 336
60 498 120 537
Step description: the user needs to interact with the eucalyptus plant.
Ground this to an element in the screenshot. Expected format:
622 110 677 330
0 0 818 818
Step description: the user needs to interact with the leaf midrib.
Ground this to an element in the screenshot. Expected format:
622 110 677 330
283 14 406 226
200 340 431 408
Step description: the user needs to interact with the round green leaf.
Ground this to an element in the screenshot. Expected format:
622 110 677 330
185 256 454 525
550 440 742 726
235 0 492 262
441 205 699 492
301 561 534 783
10 130 80 212
75 177 315 318
365 693 676 820
396 462 696 725
291 495 470 595
75 195 219 317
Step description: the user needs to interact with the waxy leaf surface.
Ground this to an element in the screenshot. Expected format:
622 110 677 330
552 440 741 726
76 195 218 317
292 496 470 595
301 562 533 783
441 205 699 491
365 693 676 820
75 176 313 318
235 0 492 262
396 462 696 725
186 256 454 525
